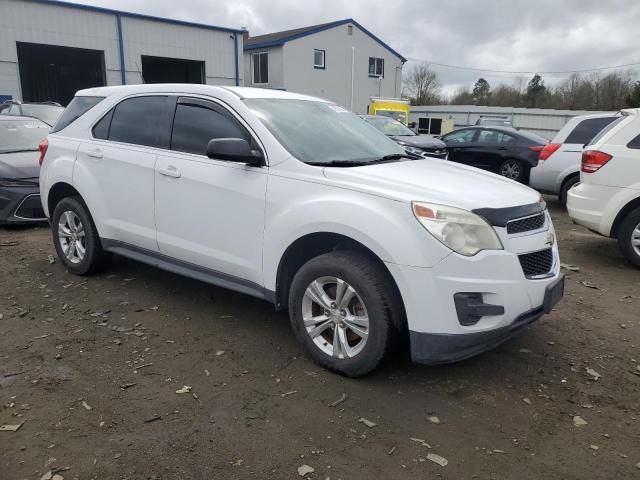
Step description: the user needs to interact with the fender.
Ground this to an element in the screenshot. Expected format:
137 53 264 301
262 175 451 291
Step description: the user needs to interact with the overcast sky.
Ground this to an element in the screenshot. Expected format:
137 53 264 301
72 0 640 96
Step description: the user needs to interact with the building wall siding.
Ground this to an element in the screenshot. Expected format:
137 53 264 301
243 46 284 89
0 0 242 101
282 23 404 113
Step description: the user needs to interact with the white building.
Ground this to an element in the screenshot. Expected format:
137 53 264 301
0 0 244 105
243 19 406 114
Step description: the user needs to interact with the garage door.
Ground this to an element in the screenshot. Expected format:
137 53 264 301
16 42 106 106
141 55 204 84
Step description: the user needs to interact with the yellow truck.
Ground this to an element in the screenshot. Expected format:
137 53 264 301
367 98 411 125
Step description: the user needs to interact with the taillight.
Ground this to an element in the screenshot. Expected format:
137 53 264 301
529 145 544 153
38 138 48 166
582 150 612 173
538 143 561 161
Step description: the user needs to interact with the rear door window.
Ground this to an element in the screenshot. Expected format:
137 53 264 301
565 117 617 144
170 98 249 156
51 96 104 133
108 96 171 148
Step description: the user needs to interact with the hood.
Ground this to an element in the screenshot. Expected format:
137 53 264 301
322 159 539 210
0 151 41 180
391 135 446 149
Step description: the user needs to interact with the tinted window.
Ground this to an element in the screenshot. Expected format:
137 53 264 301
92 109 113 140
171 103 248 156
109 96 168 147
477 130 515 144
444 129 476 143
627 133 640 149
565 117 617 144
587 115 625 147
51 96 104 133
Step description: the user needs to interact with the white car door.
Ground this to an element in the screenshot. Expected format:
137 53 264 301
75 95 174 251
154 96 268 286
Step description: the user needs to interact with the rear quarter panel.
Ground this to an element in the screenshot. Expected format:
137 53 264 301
39 135 81 217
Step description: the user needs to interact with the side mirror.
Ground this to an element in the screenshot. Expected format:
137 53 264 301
408 122 417 129
433 135 442 139
206 138 263 166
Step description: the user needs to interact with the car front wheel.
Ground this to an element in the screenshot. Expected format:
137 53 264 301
288 251 403 377
618 207 640 268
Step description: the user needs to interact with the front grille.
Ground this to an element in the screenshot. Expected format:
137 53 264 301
507 212 545 234
518 248 553 278
14 194 46 220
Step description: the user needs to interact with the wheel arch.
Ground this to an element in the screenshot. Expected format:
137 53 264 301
273 232 406 322
47 182 82 218
610 196 640 239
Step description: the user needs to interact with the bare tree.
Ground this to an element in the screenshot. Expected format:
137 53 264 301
403 63 443 105
449 86 474 105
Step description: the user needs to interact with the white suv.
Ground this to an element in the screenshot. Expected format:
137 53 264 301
40 84 564 376
530 113 618 205
567 109 640 267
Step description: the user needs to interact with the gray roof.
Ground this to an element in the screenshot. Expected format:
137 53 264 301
244 19 407 62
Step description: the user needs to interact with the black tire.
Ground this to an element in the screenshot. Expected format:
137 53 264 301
288 250 403 377
51 196 110 275
497 158 526 182
559 175 580 206
617 207 640 269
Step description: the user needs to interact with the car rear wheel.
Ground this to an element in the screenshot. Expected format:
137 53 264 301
498 159 526 182
559 175 579 206
617 207 640 268
52 196 110 275
288 251 403 377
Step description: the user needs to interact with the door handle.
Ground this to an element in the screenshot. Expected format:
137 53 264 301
158 166 181 178
498 146 507 150
87 148 103 159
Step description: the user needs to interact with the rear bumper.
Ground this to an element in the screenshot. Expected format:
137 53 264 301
566 182 617 236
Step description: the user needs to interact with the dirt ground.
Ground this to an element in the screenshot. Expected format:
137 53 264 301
1 198 639 480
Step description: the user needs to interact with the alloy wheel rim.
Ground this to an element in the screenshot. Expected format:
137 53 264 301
632 223 640 256
500 161 520 179
58 211 86 264
301 276 369 359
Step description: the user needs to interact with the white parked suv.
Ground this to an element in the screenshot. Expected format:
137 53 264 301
530 113 618 204
39 84 564 376
567 108 640 267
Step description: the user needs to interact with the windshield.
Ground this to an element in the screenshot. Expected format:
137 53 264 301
20 105 64 126
0 118 49 153
364 116 416 136
376 109 407 124
245 99 404 165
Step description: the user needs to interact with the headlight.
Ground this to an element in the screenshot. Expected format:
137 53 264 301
404 146 423 155
412 202 503 256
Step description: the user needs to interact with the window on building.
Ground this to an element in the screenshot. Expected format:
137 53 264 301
314 49 325 69
171 102 248 156
347 25 353 35
108 96 169 147
368 57 384 77
253 52 268 84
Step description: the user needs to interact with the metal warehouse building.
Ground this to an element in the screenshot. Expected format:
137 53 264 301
0 0 244 105
410 105 612 139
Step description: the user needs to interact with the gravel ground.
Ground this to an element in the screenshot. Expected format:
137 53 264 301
1 198 639 480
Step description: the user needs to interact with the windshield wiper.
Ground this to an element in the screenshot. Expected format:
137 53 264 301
373 153 419 162
306 160 370 167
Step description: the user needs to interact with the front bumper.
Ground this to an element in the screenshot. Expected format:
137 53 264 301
409 274 564 364
0 187 46 225
385 208 562 364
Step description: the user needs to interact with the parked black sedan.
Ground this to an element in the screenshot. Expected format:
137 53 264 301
361 115 448 159
0 115 49 225
439 126 547 182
